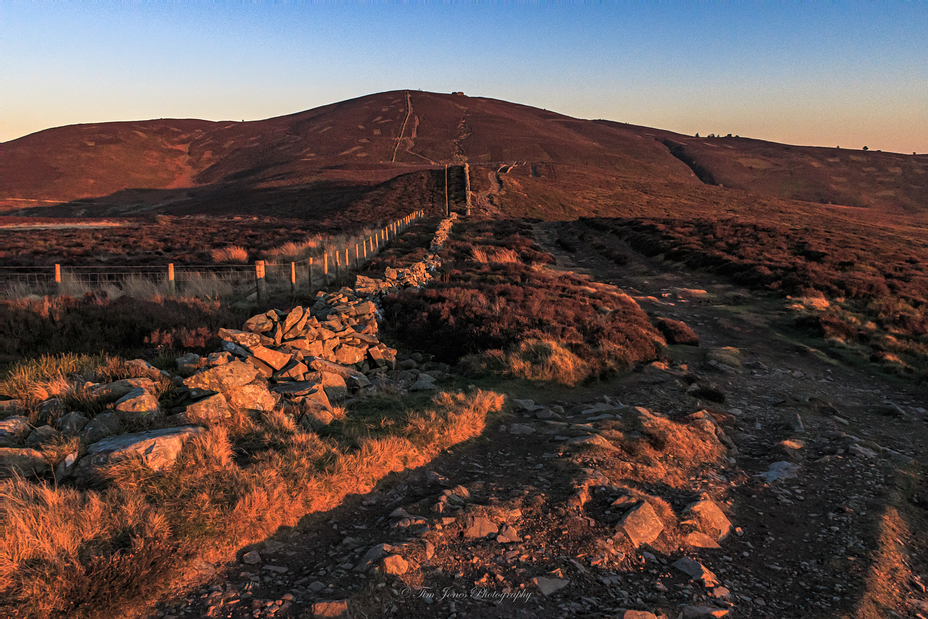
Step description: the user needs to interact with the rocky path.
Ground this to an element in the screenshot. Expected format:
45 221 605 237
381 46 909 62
151 221 928 619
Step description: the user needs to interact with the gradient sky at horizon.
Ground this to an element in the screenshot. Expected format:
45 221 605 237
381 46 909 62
3 1 926 154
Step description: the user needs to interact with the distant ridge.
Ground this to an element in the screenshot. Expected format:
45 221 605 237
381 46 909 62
3 90 926 216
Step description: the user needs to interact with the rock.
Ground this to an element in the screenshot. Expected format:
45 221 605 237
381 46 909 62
508 423 535 435
0 447 50 478
250 345 293 371
758 461 800 483
184 394 232 425
410 379 438 391
381 554 408 575
673 556 719 587
680 606 730 618
789 412 805 434
225 383 277 413
243 312 275 334
620 612 658 619
0 416 31 447
355 544 394 572
312 599 349 618
565 434 618 450
318 372 349 401
848 443 878 459
76 426 205 478
497 525 521 543
176 352 204 377
775 439 805 461
298 406 336 430
36 398 65 420
25 425 60 447
684 499 732 541
81 413 122 444
464 517 498 539
183 360 259 396
206 351 235 366
273 382 332 411
684 532 721 549
242 550 262 564
56 451 80 480
512 399 544 413
617 501 664 547
124 359 166 381
90 378 158 402
531 576 570 596
115 388 160 418
218 328 263 349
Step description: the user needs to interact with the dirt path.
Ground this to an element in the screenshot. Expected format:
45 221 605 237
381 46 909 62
152 221 928 619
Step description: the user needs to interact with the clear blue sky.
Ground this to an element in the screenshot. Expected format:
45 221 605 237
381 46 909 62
3 1 926 154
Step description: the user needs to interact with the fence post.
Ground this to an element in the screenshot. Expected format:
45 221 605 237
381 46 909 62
54 264 61 294
308 257 314 292
363 238 368 260
323 252 329 286
355 244 360 270
335 251 340 285
290 262 296 294
345 248 350 280
255 260 267 303
167 263 176 296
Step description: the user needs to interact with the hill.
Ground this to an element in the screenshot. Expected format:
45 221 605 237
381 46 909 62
5 90 924 218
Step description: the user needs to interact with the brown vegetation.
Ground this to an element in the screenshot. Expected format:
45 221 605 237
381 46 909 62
380 218 664 380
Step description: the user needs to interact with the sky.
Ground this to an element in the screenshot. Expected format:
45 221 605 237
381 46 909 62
3 1 926 154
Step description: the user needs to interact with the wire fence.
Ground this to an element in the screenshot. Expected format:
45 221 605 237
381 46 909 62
1 210 425 301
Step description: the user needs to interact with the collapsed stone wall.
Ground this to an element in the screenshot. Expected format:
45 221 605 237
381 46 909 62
0 214 458 482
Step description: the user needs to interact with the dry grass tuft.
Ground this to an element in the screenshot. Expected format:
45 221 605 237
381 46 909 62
461 338 591 385
210 245 249 263
472 246 521 264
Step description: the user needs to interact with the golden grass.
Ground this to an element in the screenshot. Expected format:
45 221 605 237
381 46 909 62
471 246 521 264
0 389 504 619
461 338 592 386
210 245 249 263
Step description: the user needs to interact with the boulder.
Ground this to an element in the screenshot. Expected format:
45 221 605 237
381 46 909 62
90 378 159 402
124 359 167 381
115 388 160 418
381 554 408 576
57 411 90 435
0 415 31 447
673 556 719 588
616 501 664 547
25 425 60 447
183 360 259 396
243 312 275 334
531 576 569 596
318 372 348 401
81 413 122 444
225 383 277 413
684 499 732 541
312 600 349 618
76 426 206 479
250 345 293 371
176 352 204 377
184 394 233 425
464 516 498 539
0 447 50 478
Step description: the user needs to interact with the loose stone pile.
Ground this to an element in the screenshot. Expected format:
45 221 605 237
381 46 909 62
0 213 458 485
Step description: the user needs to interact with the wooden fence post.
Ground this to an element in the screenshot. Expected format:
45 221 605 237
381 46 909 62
255 261 267 303
167 263 176 296
54 264 61 294
334 251 340 285
290 262 296 294
355 244 360 269
324 252 329 285
308 257 314 291
345 248 350 279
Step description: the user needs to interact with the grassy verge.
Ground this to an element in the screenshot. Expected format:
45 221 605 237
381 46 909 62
1 375 504 619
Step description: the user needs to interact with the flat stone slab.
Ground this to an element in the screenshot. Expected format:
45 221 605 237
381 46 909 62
77 426 206 476
532 576 570 596
184 360 259 395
